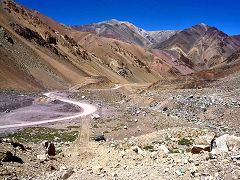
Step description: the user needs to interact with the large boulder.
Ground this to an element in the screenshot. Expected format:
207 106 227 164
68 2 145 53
211 134 240 154
1 151 24 163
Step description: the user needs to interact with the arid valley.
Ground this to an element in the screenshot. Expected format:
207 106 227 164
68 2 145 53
1 0 240 179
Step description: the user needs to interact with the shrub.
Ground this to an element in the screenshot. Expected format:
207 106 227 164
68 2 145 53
178 138 193 146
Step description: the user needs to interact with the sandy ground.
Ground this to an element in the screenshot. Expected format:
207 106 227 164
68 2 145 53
0 91 97 135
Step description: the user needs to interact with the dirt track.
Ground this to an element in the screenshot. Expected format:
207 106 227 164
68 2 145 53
0 92 97 129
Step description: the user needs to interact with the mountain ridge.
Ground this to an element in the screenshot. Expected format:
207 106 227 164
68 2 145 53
153 23 240 70
1 0 240 91
71 19 178 48
0 0 171 90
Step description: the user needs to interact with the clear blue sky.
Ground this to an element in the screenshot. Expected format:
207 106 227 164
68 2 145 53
16 0 240 35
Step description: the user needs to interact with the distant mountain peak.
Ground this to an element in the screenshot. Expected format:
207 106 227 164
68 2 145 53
100 19 129 25
192 23 209 29
189 23 210 34
101 19 120 24
198 23 208 27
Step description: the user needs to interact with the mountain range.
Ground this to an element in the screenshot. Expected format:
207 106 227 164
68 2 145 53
0 0 240 91
72 19 178 47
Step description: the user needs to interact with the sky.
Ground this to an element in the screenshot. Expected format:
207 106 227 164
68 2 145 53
16 0 240 35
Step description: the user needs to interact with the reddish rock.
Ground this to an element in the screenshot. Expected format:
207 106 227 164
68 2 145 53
191 146 210 154
47 143 56 156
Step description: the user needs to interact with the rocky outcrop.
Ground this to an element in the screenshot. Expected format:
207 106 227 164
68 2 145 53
1 151 24 164
9 22 61 56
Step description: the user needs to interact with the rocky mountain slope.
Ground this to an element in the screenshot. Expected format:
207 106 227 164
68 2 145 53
232 35 240 43
1 0 240 92
148 30 178 45
154 23 240 70
1 1 175 91
73 20 240 78
72 19 177 47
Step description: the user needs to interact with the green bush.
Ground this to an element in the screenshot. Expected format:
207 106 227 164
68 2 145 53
178 138 193 146
142 145 154 152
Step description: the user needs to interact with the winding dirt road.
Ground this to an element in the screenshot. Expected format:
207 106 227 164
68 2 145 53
0 83 150 130
0 92 97 129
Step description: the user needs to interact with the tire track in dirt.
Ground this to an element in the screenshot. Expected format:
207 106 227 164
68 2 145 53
0 92 97 129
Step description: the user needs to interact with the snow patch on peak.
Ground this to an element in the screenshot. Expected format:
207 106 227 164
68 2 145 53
101 19 130 25
199 23 207 27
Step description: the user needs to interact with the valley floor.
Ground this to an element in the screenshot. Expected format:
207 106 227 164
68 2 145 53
0 82 240 179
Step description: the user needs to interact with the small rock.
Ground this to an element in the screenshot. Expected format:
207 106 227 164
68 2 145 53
176 169 185 176
188 95 194 99
91 113 100 120
158 144 169 154
91 134 106 142
6 36 14 45
111 172 117 177
54 137 60 141
162 107 168 112
163 168 169 173
60 166 68 171
131 146 144 155
47 143 56 156
37 154 48 161
189 165 197 173
81 95 86 99
50 165 56 171
100 173 105 177
232 154 240 160
191 146 210 154
42 141 49 149
92 165 103 174
62 168 74 179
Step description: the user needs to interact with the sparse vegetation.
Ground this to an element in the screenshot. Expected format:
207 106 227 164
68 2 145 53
178 138 193 146
7 127 78 143
169 149 180 153
66 125 80 129
111 126 122 131
142 144 154 152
